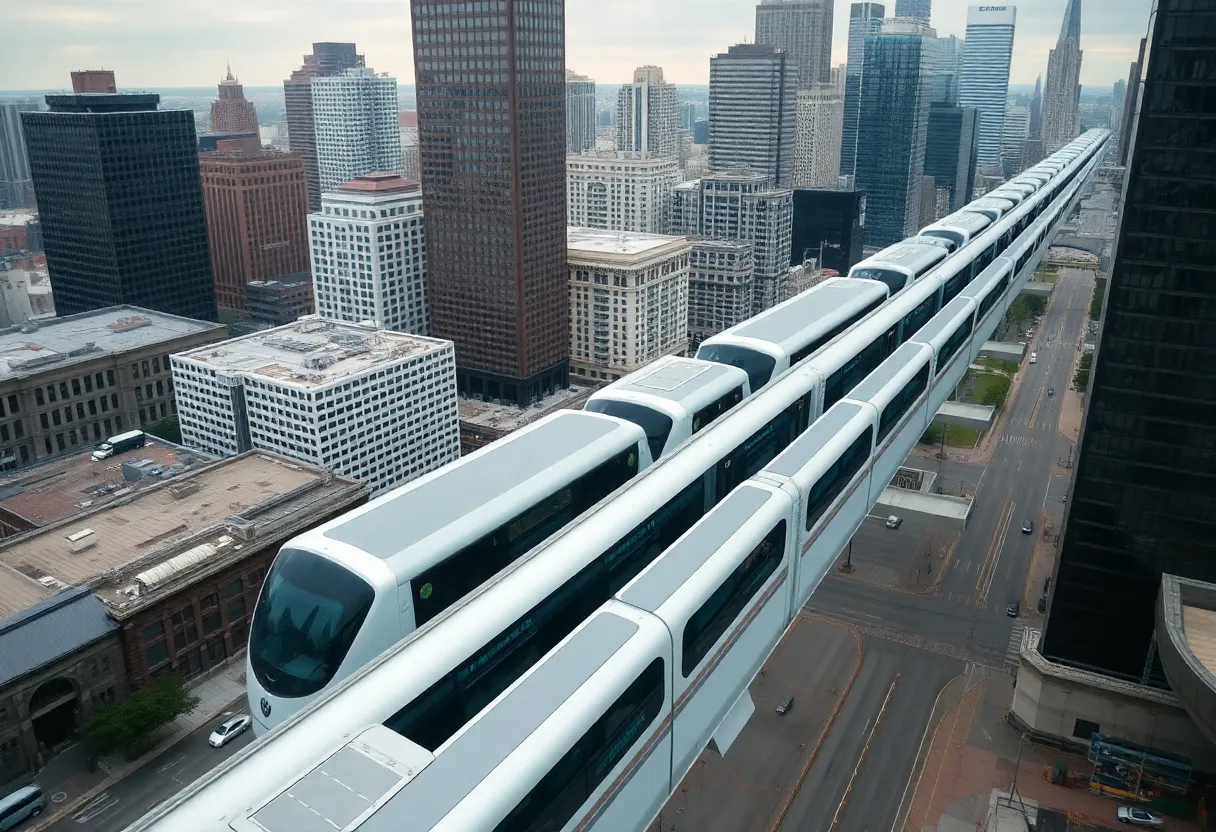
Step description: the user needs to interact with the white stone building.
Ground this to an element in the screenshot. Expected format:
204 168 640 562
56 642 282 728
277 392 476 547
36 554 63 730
616 66 680 159
566 152 682 234
567 227 691 382
793 84 844 189
172 317 458 494
310 172 427 335
311 67 404 195
687 240 754 349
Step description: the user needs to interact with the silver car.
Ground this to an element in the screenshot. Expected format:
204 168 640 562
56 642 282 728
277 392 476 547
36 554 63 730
1116 806 1163 826
208 714 252 748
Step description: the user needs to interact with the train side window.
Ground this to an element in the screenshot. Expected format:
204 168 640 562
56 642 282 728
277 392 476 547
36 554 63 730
878 362 930 443
898 294 937 344
717 403 802 498
495 659 665 832
682 521 786 676
823 323 899 409
805 427 873 531
692 386 745 435
936 315 975 375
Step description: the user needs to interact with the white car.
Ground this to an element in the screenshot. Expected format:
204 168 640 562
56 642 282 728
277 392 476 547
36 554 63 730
1029 352 1038 364
208 714 252 748
1117 806 1164 826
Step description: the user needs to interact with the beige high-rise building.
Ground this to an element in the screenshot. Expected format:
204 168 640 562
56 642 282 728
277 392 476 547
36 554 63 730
566 152 682 234
616 66 680 159
792 84 843 189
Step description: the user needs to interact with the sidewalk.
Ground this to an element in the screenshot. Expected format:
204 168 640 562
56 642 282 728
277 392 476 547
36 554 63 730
30 661 247 831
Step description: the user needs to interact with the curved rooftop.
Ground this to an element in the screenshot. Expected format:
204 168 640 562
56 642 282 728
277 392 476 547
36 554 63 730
1156 574 1216 746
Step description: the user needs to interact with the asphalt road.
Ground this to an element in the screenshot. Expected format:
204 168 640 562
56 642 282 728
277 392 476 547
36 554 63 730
43 707 252 832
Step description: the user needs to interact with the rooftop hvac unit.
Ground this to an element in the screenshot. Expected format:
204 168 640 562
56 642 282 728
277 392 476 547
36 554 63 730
66 528 96 553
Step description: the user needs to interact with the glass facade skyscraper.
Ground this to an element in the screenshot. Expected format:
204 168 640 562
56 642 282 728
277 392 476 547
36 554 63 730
840 2 885 178
924 102 977 213
854 19 935 247
21 94 218 322
411 0 569 406
958 4 1016 173
893 0 931 21
1042 0 1216 684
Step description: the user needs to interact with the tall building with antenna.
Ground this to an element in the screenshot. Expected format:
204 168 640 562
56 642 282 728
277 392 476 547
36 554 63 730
210 64 258 135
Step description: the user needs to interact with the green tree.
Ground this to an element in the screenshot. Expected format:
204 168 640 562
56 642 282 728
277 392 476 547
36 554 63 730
84 676 200 759
145 417 182 444
920 423 943 445
1074 352 1093 391
1090 277 1106 321
980 376 1012 409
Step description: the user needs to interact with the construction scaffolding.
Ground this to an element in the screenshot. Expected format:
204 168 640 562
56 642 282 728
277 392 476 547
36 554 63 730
1088 734 1191 803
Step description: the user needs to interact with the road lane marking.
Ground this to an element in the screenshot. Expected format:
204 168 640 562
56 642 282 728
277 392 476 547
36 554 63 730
973 495 1012 603
73 792 119 823
829 673 899 831
978 499 1016 606
157 754 187 773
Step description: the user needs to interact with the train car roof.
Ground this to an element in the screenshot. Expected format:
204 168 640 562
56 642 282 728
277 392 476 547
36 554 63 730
618 484 775 612
909 294 975 346
926 212 991 234
848 342 930 402
858 242 946 269
591 356 746 407
969 197 1015 211
723 278 885 351
321 410 637 566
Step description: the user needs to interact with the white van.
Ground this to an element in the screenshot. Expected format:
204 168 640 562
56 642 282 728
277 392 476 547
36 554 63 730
1029 352 1038 364
0 786 45 830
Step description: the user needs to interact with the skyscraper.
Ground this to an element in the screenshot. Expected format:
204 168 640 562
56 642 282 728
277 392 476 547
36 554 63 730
1042 0 1083 154
708 44 797 187
1042 0 1216 684
1000 103 1029 174
284 42 364 210
958 4 1016 173
199 149 308 313
566 152 681 234
854 19 936 246
927 34 964 105
793 84 843 189
311 173 428 335
311 67 403 195
411 0 569 405
22 94 217 321
894 0 931 21
1111 78 1127 139
1118 39 1145 167
1028 74 1043 138
0 102 36 209
566 70 596 154
210 64 259 134
753 0 834 87
616 66 680 159
841 2 885 177
924 101 978 212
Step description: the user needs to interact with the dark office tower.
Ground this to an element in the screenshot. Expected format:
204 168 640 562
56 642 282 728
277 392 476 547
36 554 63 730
1028 74 1043 138
840 2 885 177
70 70 116 94
1118 38 1146 167
411 0 569 406
790 188 866 273
893 0 930 21
21 94 217 321
924 102 978 213
709 44 797 187
754 0 834 88
1042 0 1216 684
854 19 935 247
284 42 363 211
0 101 37 209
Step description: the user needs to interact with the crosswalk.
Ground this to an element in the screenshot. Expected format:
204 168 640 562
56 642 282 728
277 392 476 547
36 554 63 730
1006 624 1026 664
1002 435 1036 447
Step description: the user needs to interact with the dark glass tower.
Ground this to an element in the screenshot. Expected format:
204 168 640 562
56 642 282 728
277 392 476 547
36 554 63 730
854 19 934 247
924 101 978 213
840 2 885 178
411 0 569 406
21 94 218 322
1042 0 1216 684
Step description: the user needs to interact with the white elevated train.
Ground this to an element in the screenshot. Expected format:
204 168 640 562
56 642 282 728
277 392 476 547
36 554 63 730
245 410 653 734
128 130 1108 832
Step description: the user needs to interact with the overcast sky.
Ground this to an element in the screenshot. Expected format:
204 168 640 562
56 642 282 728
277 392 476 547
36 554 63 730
4 0 1150 91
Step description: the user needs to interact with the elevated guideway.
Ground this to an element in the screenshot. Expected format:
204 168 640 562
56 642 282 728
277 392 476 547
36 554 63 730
978 341 1025 361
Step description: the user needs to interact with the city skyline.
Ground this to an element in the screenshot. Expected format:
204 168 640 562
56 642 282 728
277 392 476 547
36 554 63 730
6 0 1149 91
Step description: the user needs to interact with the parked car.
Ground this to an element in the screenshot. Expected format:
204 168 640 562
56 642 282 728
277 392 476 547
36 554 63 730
1006 600 1020 618
208 714 252 748
1047 387 1055 397
1116 806 1164 826
1021 520 1034 534
1029 352 1038 364
0 786 45 830
776 696 794 716
885 515 903 530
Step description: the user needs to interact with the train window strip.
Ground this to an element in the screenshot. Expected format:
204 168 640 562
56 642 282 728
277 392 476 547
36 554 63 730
494 658 665 832
681 520 786 677
385 479 704 751
411 447 642 627
692 386 745 435
805 427 873 531
936 314 975 376
823 322 899 410
716 402 803 500
940 269 971 308
878 362 930 444
898 294 938 345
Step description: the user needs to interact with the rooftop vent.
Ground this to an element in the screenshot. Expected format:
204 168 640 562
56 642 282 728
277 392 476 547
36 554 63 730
67 528 96 553
134 542 220 592
106 316 153 333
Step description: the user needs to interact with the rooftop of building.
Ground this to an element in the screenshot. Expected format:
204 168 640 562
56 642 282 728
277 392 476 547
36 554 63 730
0 439 212 531
43 93 161 113
0 211 37 229
567 227 690 261
0 451 366 619
0 586 118 687
336 172 421 195
198 149 301 166
458 385 595 433
0 306 225 383
567 151 680 167
175 316 450 389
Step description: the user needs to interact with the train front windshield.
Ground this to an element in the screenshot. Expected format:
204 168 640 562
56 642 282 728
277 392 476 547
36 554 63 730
695 344 777 396
585 398 672 461
248 547 375 698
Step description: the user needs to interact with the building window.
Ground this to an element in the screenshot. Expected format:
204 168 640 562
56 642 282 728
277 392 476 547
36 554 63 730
178 649 204 680
201 594 221 634
0 738 20 769
100 656 110 674
227 596 246 624
171 606 199 651
1073 718 1100 740
206 639 227 667
96 687 116 707
145 640 169 668
0 707 6 726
